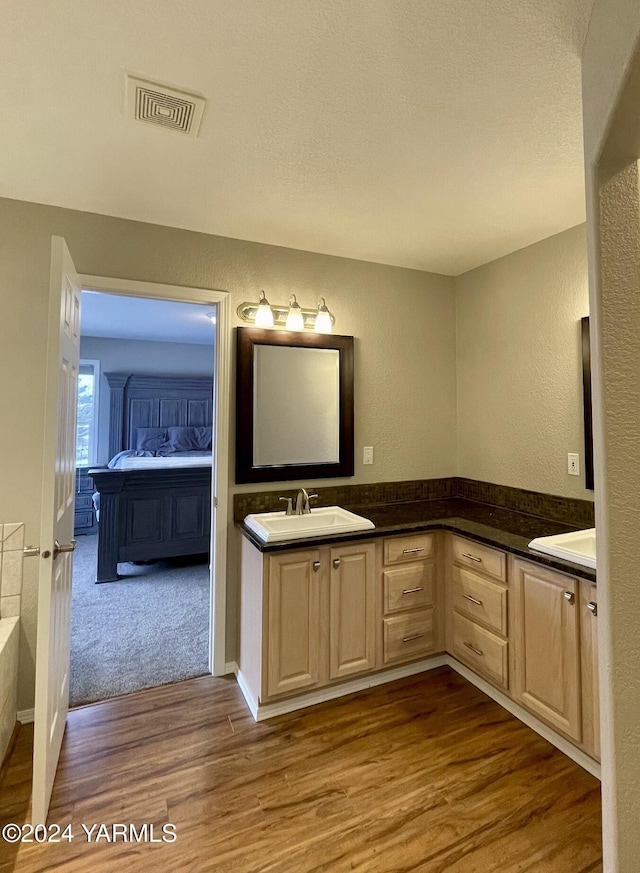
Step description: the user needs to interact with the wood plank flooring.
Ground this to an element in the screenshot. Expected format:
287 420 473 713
0 667 602 872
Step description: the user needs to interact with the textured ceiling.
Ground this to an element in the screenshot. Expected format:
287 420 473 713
0 0 593 275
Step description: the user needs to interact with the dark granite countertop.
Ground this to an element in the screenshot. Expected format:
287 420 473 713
236 497 596 583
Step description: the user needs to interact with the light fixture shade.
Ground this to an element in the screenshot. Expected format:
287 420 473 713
314 298 333 333
254 290 274 328
285 294 305 331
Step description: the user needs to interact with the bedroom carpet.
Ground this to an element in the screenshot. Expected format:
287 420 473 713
70 534 210 707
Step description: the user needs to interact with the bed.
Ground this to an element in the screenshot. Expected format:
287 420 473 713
89 373 214 583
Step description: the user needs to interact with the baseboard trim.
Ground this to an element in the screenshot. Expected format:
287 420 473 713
236 670 259 720
238 655 449 722
444 656 601 780
17 708 34 724
224 661 238 676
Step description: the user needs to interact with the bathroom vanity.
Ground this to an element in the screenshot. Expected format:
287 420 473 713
237 503 600 770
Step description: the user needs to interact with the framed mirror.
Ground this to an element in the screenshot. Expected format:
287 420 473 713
236 327 354 483
581 316 594 490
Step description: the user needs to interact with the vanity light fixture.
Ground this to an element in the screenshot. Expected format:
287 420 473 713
285 294 305 331
236 294 336 332
254 291 274 328
314 298 333 334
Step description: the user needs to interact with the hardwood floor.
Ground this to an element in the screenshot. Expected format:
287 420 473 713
0 667 602 872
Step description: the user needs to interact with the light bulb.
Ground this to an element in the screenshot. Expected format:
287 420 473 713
314 298 333 333
285 294 305 331
254 291 274 328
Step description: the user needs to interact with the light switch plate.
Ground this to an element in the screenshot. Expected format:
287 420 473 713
363 446 374 465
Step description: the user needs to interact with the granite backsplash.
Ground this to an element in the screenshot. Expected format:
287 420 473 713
233 477 595 529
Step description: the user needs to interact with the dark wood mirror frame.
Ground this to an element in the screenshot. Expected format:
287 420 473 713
235 327 355 484
581 316 595 491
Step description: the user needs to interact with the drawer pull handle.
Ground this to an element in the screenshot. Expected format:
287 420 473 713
313 561 321 572
463 641 483 657
402 547 425 554
402 633 425 643
462 552 482 563
563 591 575 605
402 586 424 595
462 594 483 606
587 601 598 616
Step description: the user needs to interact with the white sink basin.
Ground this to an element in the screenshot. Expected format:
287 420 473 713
528 528 596 570
244 505 375 543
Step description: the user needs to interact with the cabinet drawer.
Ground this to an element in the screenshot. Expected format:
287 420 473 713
383 609 435 664
452 612 508 689
452 536 506 582
75 493 94 510
383 533 433 566
452 566 507 636
383 563 434 614
77 475 94 494
74 510 94 530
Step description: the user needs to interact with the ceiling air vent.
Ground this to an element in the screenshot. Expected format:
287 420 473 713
126 75 205 138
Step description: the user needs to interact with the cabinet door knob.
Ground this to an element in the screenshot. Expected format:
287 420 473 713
332 558 341 569
563 591 575 604
313 561 321 572
587 601 598 616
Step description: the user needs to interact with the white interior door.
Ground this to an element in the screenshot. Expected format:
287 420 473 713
32 237 81 824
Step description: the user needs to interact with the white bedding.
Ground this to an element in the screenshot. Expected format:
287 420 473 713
116 455 212 470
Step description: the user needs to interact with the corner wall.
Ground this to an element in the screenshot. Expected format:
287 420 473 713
455 224 592 500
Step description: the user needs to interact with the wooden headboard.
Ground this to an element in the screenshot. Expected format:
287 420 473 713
104 373 214 459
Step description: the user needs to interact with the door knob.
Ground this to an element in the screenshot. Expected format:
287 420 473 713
53 539 77 560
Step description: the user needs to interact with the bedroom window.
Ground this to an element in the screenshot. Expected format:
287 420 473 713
76 360 100 467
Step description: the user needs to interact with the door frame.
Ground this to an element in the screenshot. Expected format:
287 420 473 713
79 274 230 676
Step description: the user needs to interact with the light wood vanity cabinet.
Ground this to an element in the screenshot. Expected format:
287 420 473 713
510 557 581 742
449 535 509 690
240 525 599 763
239 536 377 706
381 533 440 665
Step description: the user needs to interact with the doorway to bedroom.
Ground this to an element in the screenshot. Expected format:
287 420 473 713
70 288 219 707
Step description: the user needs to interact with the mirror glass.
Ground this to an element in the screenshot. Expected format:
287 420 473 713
236 327 354 483
253 346 340 466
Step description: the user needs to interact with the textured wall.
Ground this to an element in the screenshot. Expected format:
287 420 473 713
0 196 456 710
79 336 215 465
455 224 592 500
582 3 640 868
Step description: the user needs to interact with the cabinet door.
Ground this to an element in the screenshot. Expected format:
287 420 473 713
511 559 581 741
267 550 321 698
329 542 376 680
580 582 600 760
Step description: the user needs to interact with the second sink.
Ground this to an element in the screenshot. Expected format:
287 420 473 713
244 506 375 543
528 528 596 569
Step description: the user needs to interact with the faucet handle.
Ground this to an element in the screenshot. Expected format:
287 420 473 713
305 493 319 513
278 497 294 516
